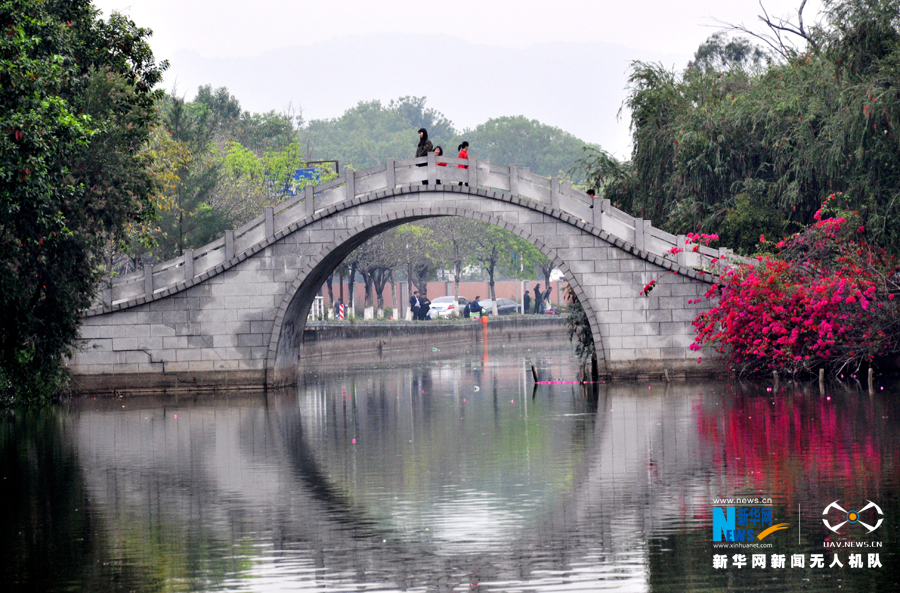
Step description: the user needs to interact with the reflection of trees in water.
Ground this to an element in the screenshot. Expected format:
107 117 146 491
0 410 158 592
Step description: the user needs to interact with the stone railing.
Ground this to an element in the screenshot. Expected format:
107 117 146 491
97 155 735 308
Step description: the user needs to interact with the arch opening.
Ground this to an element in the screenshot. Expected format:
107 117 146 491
266 208 604 387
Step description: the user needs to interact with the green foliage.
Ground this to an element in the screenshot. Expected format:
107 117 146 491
565 284 595 367
0 0 166 403
148 88 319 259
577 0 900 256
459 116 597 182
388 95 455 142
301 99 595 181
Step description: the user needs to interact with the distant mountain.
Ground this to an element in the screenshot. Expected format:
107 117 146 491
166 34 689 159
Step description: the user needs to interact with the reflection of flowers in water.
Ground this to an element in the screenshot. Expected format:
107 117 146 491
694 387 896 505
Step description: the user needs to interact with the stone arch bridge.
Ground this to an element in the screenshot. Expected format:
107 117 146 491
70 155 733 391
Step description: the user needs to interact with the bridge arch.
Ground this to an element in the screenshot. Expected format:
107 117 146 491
71 157 728 392
267 203 603 386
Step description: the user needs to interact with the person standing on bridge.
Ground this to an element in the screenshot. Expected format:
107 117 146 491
457 141 469 186
416 128 433 185
434 146 446 185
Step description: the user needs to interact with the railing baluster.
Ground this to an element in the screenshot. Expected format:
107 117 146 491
225 230 234 260
509 164 519 198
184 249 194 282
385 158 395 190
144 264 153 299
551 177 560 210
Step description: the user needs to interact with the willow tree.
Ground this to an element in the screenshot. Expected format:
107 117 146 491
577 0 900 256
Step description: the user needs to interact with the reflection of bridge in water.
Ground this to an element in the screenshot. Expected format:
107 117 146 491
67 365 720 590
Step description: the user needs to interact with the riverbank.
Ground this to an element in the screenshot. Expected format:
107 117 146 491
300 315 568 361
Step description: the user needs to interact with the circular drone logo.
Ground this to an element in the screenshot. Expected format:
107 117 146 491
822 500 883 534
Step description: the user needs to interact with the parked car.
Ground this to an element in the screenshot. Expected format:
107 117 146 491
427 296 470 319
478 298 518 316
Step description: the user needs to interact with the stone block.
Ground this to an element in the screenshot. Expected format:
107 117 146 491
187 335 213 348
592 260 620 274
149 324 177 337
607 348 636 361
84 338 113 352
250 320 274 334
621 335 649 349
659 347 689 360
566 260 594 274
103 324 153 339
606 323 636 336
555 247 594 262
225 321 252 334
633 322 661 336
237 333 266 347
599 310 622 324
606 272 635 285
162 336 189 349
660 321 692 336
582 247 611 261
607 297 637 311
222 296 252 309
112 336 163 351
670 283 705 296
161 310 189 324
633 348 663 360
540 234 572 249
245 295 277 309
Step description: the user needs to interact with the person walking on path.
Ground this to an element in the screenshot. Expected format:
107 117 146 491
457 141 469 186
416 128 433 185
409 291 421 320
533 284 543 315
434 146 446 185
523 290 531 315
587 189 597 209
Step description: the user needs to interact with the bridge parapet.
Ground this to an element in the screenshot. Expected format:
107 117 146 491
92 157 735 315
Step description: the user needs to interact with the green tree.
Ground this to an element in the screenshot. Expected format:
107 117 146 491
302 100 415 170
0 1 166 402
577 0 900 256
460 116 598 182
388 96 456 143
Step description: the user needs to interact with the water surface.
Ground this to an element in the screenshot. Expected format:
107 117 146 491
2 339 898 591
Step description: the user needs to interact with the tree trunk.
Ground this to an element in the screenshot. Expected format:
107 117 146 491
487 258 498 316
325 272 334 317
348 262 358 318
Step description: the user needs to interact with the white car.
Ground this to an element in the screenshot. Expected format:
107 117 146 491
427 296 470 319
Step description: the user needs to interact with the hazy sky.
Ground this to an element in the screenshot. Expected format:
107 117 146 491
95 0 821 59
92 0 823 154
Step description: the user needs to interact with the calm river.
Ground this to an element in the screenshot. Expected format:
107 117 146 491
2 337 898 592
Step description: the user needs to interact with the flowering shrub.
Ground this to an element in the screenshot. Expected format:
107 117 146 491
692 207 900 376
640 232 722 296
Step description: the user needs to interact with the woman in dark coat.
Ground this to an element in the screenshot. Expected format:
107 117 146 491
416 128 433 185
